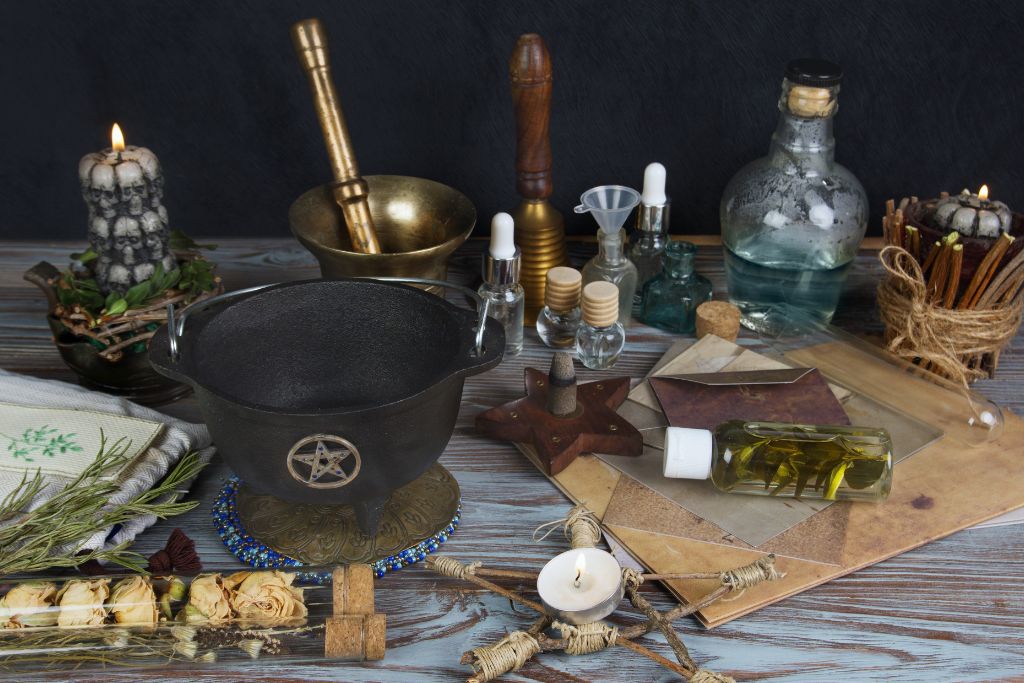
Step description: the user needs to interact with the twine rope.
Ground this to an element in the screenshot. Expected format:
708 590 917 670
532 504 601 549
468 630 540 682
430 556 481 579
877 246 1023 385
621 567 645 589
553 620 619 655
691 669 737 683
719 554 784 601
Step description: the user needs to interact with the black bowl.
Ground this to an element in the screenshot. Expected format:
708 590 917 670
149 278 504 534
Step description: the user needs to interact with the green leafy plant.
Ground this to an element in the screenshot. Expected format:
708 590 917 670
61 260 216 322
0 434 206 575
56 233 218 325
169 229 217 252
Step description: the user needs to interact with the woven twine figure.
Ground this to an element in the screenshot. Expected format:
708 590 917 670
426 504 785 682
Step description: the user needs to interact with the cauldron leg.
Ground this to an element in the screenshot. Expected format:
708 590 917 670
354 497 386 537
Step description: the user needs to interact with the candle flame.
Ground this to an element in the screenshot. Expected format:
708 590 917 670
979 185 989 201
573 552 586 587
111 123 125 152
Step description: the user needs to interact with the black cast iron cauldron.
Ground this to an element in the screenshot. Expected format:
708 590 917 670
149 278 504 535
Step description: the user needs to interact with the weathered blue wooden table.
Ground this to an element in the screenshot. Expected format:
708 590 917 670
1 238 1022 682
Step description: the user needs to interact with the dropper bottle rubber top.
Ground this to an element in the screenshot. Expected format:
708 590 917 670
484 212 521 286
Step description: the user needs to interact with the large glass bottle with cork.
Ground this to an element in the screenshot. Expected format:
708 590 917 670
720 59 868 331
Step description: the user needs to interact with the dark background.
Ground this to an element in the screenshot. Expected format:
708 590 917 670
2 0 1022 241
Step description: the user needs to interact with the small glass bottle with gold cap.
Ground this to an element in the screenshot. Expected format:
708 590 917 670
575 281 626 370
536 267 583 348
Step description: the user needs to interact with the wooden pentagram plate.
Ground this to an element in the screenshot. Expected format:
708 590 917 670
235 463 460 565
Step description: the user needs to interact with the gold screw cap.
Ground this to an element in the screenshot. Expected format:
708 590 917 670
545 267 582 312
581 281 619 328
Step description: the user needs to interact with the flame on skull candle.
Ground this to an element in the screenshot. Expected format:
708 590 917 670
111 123 125 152
573 552 586 588
979 185 989 202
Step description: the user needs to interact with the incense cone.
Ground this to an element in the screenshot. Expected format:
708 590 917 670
546 351 577 417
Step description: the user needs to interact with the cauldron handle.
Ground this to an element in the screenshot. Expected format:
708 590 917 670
357 277 490 357
166 283 273 361
165 277 489 362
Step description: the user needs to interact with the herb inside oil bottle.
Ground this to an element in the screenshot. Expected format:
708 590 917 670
664 420 893 503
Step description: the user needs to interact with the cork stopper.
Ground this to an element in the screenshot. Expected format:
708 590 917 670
784 58 841 117
581 281 619 328
695 301 741 342
545 267 582 312
787 85 835 117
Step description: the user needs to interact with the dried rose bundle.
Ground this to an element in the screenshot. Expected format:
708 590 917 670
0 571 331 672
0 570 307 632
180 571 307 624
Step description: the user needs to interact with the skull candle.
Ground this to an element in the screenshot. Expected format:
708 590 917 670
930 186 1012 238
79 124 171 294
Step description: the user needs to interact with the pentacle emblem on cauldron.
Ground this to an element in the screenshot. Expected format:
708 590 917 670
286 434 361 489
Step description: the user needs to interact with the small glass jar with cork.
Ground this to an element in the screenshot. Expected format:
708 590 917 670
536 266 583 348
576 281 626 370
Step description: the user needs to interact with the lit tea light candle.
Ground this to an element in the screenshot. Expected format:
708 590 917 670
536 548 623 625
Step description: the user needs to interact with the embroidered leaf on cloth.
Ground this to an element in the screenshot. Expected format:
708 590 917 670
2 425 84 462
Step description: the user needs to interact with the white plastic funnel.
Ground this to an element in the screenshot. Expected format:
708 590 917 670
574 185 641 234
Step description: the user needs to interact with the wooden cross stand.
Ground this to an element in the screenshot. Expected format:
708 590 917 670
475 352 643 475
325 564 386 660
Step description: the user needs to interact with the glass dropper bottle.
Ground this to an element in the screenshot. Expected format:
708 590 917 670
629 162 670 309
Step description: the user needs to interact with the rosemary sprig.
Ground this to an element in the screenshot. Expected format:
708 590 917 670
0 435 206 576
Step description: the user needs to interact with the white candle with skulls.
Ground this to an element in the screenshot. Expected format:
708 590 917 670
78 124 175 294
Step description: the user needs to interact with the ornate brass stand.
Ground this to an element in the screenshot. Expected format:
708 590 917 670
235 463 461 566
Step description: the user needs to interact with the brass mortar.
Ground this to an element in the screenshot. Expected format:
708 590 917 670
289 175 476 293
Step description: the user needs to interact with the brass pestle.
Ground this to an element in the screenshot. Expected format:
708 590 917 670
291 18 382 254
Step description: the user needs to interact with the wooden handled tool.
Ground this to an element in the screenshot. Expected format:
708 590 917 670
291 18 382 254
511 34 554 200
509 34 568 322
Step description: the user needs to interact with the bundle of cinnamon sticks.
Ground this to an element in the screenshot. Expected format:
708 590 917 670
883 196 1021 311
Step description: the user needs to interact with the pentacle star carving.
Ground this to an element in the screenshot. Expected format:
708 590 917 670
286 434 362 489
475 367 643 476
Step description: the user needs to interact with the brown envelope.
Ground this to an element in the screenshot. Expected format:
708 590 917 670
648 368 851 430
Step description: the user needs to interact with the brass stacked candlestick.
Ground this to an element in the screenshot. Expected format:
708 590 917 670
509 34 568 322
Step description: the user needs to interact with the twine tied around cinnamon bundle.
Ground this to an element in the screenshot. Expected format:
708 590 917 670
553 620 619 655
467 630 541 682
877 245 1023 385
532 503 601 549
